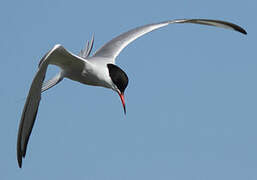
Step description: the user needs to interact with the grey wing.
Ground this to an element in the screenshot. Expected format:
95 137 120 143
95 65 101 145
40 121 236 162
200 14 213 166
17 44 87 168
92 19 246 62
17 56 49 168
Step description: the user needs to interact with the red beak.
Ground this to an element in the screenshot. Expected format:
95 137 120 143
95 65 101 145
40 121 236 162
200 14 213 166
118 92 126 114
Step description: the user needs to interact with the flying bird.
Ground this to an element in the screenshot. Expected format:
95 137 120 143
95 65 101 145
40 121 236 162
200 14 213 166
17 18 247 168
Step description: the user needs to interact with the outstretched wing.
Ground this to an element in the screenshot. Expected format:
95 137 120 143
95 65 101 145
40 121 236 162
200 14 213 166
92 19 246 62
17 44 87 168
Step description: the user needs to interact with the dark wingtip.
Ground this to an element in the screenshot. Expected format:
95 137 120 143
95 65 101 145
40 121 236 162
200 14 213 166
236 27 247 35
17 154 22 168
17 144 24 168
17 127 23 168
18 162 22 168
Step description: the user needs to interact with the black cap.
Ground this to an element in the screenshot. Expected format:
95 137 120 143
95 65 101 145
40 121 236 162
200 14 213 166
107 64 129 93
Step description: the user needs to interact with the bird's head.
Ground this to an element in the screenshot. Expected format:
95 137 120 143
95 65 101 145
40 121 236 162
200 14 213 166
107 64 129 114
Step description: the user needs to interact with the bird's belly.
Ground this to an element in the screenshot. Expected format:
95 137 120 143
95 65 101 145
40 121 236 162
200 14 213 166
66 70 112 89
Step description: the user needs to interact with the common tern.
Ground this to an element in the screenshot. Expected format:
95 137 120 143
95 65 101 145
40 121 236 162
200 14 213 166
17 18 247 168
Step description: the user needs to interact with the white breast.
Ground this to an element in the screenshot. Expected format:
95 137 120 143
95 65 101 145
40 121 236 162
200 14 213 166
66 59 114 90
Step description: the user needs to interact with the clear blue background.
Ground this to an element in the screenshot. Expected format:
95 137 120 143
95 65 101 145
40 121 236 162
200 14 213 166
1 0 256 179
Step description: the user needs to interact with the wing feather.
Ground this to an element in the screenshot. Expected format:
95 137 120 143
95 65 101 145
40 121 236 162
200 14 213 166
92 19 246 62
17 58 48 168
17 44 87 167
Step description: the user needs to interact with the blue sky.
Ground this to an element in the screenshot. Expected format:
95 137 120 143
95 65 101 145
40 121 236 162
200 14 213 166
1 0 256 179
